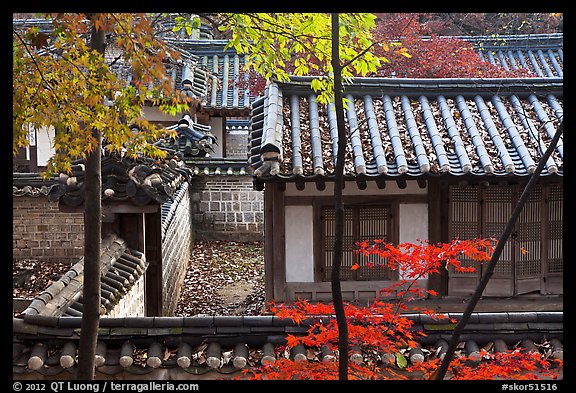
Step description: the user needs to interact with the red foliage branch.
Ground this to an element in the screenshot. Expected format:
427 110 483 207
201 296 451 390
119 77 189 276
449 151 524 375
243 238 562 380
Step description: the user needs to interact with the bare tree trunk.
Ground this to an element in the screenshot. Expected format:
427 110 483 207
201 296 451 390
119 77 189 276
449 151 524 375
76 15 105 380
434 121 563 380
330 13 349 381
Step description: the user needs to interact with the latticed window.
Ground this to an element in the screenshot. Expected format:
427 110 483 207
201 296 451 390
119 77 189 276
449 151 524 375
448 183 563 296
320 205 397 281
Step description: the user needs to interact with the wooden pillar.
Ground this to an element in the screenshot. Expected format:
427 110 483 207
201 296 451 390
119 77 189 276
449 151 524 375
263 183 286 301
144 211 162 316
427 180 449 296
272 183 286 301
263 185 275 301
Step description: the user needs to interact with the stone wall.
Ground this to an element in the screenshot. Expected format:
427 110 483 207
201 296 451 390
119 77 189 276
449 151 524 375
189 175 264 242
12 196 84 263
225 130 249 159
160 183 194 316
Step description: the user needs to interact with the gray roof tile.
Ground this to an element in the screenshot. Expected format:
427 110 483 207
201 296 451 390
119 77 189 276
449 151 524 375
249 78 563 183
20 234 147 318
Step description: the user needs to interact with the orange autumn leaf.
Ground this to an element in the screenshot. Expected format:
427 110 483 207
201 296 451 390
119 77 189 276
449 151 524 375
255 238 559 381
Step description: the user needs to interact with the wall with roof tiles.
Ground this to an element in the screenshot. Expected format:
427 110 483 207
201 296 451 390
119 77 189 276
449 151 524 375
189 176 264 242
161 185 194 316
106 274 146 317
12 196 84 263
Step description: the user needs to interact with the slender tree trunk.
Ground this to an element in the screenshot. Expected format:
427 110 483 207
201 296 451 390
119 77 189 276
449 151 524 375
76 15 105 380
434 121 563 380
330 13 349 381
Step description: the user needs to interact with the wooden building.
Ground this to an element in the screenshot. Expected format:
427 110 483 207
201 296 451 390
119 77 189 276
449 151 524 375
248 77 563 302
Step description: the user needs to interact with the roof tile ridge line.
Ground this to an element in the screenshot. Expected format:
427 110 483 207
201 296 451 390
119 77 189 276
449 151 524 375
546 49 563 77
210 55 218 107
308 94 326 176
418 96 450 172
504 49 520 71
536 49 554 77
283 76 563 90
20 255 86 316
526 50 544 77
221 54 230 108
491 95 536 173
454 95 494 174
473 95 515 173
496 51 512 72
438 33 563 41
509 94 558 174
528 94 563 159
232 54 240 109
344 94 366 175
14 311 563 332
437 95 472 173
326 101 340 170
289 95 303 175
20 234 126 316
363 95 388 174
400 95 430 173
382 94 408 173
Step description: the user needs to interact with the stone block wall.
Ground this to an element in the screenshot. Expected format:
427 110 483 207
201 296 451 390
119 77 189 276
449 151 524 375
12 196 84 263
189 175 264 242
225 131 249 159
160 183 193 316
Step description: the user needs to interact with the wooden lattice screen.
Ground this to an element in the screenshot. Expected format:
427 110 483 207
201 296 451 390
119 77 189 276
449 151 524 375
321 205 394 281
515 186 543 294
448 186 482 296
448 183 563 297
545 184 563 294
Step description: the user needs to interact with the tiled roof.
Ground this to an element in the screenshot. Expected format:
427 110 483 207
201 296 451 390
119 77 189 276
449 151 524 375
462 33 563 78
20 234 146 318
13 311 562 378
13 173 59 197
186 158 248 177
156 114 217 159
249 77 563 185
166 39 255 113
47 152 193 206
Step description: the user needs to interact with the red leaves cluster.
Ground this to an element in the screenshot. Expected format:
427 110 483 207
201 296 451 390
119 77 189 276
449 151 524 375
354 237 496 278
246 238 561 380
411 350 563 380
372 13 535 79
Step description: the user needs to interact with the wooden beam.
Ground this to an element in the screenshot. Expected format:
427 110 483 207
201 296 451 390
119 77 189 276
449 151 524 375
271 183 286 301
426 180 444 296
263 185 275 302
375 178 386 189
144 212 162 316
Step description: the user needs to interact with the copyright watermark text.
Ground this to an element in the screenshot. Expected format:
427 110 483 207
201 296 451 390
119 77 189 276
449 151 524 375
13 382 200 393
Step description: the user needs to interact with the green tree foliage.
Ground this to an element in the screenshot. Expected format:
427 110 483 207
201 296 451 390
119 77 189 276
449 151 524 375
214 13 387 104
